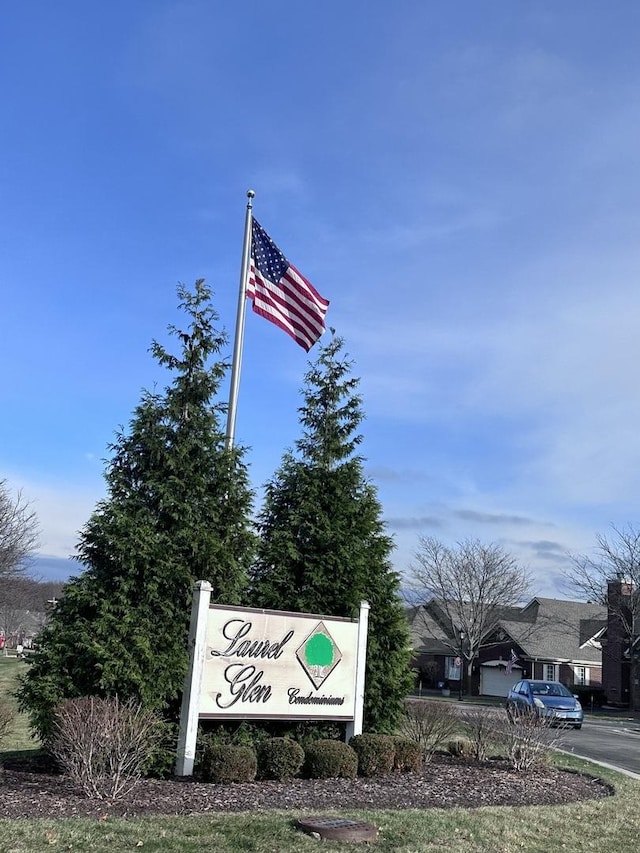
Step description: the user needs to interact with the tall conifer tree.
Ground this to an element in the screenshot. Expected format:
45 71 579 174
250 335 412 732
19 281 255 739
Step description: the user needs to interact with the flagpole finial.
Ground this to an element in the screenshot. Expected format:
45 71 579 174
246 189 255 200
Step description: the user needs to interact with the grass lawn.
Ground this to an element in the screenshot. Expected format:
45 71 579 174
1 658 639 852
0 656 38 752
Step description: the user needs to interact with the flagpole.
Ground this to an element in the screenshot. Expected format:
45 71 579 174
225 189 255 450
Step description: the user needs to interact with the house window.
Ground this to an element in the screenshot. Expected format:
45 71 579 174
574 666 589 686
446 656 461 681
544 664 557 681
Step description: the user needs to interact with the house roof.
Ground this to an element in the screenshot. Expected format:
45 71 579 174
406 604 454 655
497 597 606 663
408 596 607 665
408 600 525 643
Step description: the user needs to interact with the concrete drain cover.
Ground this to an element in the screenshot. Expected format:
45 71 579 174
297 816 378 842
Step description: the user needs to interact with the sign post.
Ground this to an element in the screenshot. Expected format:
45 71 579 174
346 600 369 743
175 581 213 776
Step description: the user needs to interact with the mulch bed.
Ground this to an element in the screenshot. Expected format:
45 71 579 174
0 755 613 820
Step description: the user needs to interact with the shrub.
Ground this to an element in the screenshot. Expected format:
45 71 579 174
196 720 339 760
199 743 257 783
349 733 395 777
447 736 474 758
494 707 561 772
458 707 502 761
392 736 423 772
196 720 268 757
0 698 14 778
399 700 458 763
572 686 606 709
258 737 304 781
0 699 14 746
50 696 162 800
303 739 358 779
143 719 180 779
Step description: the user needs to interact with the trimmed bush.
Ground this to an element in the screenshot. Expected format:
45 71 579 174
303 739 358 779
350 733 395 777
447 736 474 758
258 737 304 781
392 736 423 772
199 744 257 783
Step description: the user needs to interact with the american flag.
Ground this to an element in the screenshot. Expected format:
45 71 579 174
506 648 518 674
247 218 329 351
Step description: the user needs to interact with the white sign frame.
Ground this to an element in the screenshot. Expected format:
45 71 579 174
175 581 369 776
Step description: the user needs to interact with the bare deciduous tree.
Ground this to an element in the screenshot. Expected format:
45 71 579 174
563 524 640 710
409 537 531 690
0 482 40 652
0 480 39 579
0 576 55 654
0 576 37 652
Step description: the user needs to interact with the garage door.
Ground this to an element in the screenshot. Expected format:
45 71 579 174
480 664 523 697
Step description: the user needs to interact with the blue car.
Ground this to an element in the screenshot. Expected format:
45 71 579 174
505 679 583 729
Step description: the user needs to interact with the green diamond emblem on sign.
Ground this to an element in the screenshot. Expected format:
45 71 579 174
296 622 342 689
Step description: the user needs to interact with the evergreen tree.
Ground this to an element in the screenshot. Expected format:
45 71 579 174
249 335 412 732
19 281 256 740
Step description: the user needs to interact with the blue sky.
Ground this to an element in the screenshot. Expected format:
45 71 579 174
3 1 640 596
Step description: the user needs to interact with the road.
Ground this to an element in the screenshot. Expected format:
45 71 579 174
557 716 640 778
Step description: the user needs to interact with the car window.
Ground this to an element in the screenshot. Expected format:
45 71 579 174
512 681 521 693
529 681 573 697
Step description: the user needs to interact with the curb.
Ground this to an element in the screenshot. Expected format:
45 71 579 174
555 747 640 781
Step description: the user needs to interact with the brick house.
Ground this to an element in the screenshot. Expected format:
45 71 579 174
600 578 640 708
409 596 606 698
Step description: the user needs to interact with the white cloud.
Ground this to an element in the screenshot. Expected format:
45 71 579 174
5 473 102 560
